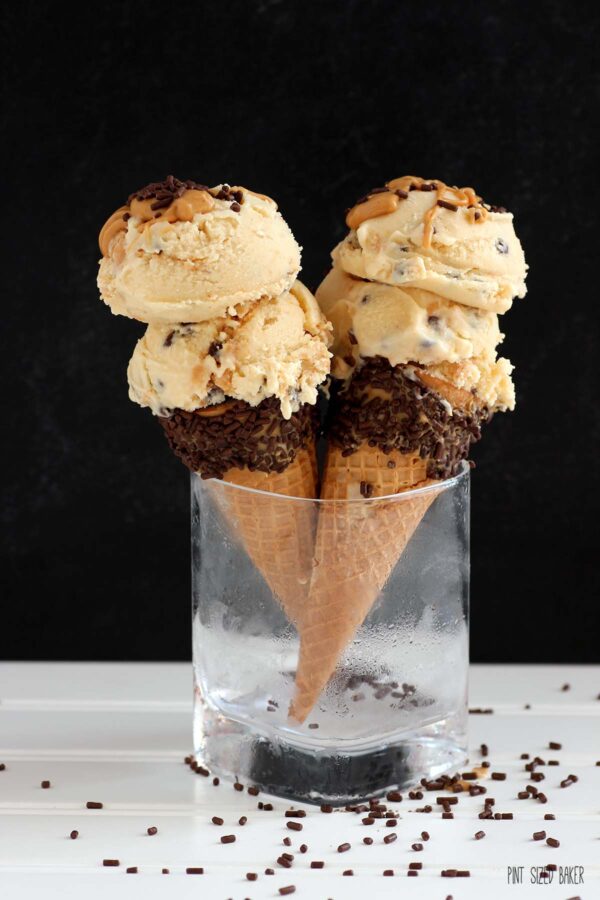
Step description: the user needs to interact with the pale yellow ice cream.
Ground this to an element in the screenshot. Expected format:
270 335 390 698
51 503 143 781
98 182 301 324
128 281 332 419
336 177 527 314
317 266 504 379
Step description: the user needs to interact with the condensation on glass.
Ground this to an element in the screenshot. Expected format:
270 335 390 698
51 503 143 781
192 466 469 804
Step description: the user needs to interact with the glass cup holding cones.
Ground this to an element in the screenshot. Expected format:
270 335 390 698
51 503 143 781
192 463 470 805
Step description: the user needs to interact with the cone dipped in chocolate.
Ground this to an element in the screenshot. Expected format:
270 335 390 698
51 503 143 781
161 397 319 627
291 175 527 721
289 359 484 721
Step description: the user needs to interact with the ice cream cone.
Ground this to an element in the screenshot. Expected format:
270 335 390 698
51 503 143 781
289 442 437 722
161 398 319 627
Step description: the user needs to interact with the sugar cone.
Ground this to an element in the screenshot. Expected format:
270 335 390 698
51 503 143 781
210 444 318 627
289 443 438 722
162 399 319 629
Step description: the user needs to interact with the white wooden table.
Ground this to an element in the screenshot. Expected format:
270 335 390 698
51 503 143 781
0 663 597 899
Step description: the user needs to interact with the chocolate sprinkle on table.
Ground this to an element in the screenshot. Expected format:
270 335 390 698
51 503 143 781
279 887 296 896
147 826 157 835
186 867 204 874
126 867 138 874
103 859 119 867
265 868 275 874
246 872 257 881
221 834 236 844
384 833 397 844
283 837 292 846
212 816 224 825
247 785 259 795
546 837 560 848
383 869 394 876
287 821 303 831
343 869 354 875
311 861 325 868
41 780 50 789
337 842 351 852
533 831 546 840
285 810 306 818
238 816 247 826
70 830 78 840
86 802 103 809
363 837 373 845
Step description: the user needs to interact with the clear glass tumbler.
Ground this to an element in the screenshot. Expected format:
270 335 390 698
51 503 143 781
192 465 469 804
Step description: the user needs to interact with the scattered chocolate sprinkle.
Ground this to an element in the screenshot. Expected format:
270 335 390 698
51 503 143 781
41 780 50 789
126 867 138 874
475 830 486 840
421 831 430 840
277 856 292 868
246 872 257 881
386 819 397 827
299 844 307 853
408 870 419 876
212 777 220 785
384 833 397 844
162 868 169 874
560 774 578 787
546 837 560 848
548 760 559 766
238 816 247 826
147 826 157 835
70 830 78 840
233 782 244 791
386 791 402 802
491 772 506 781
283 837 292 846
343 869 354 875
247 785 259 795
287 822 303 832
469 707 494 714
279 887 296 896
86 802 103 809
186 867 204 874
262 803 274 811
0 764 5 771
544 814 556 820
221 834 236 844
320 804 333 813
163 330 175 348
363 837 373 845
103 859 119 867
409 862 423 870
285 810 306 818
338 842 351 853
533 831 546 840
561 683 571 691
308 723 319 729
265 868 275 874
442 812 454 819
383 869 394 876
412 843 423 851
212 816 224 825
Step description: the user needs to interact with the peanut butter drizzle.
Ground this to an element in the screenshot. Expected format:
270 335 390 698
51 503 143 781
345 175 489 248
98 189 216 257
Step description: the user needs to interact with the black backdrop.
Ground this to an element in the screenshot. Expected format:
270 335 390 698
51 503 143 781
3 0 599 662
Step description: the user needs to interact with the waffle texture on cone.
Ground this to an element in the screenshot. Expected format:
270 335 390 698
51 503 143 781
210 445 318 627
290 443 437 722
164 397 319 626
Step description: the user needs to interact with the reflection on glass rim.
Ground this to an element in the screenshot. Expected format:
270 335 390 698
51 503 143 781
191 460 469 504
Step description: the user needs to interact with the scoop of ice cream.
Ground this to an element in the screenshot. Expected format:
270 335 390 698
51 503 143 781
98 177 301 324
127 281 332 419
416 354 515 412
316 266 504 379
335 176 527 313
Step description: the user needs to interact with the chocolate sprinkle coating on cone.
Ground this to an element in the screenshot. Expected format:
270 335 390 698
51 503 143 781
160 397 316 479
330 357 486 479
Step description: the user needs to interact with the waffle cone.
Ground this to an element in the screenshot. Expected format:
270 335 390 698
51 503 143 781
211 445 318 627
289 443 437 722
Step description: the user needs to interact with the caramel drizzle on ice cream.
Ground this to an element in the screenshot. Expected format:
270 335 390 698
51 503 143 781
98 176 274 257
346 176 489 248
